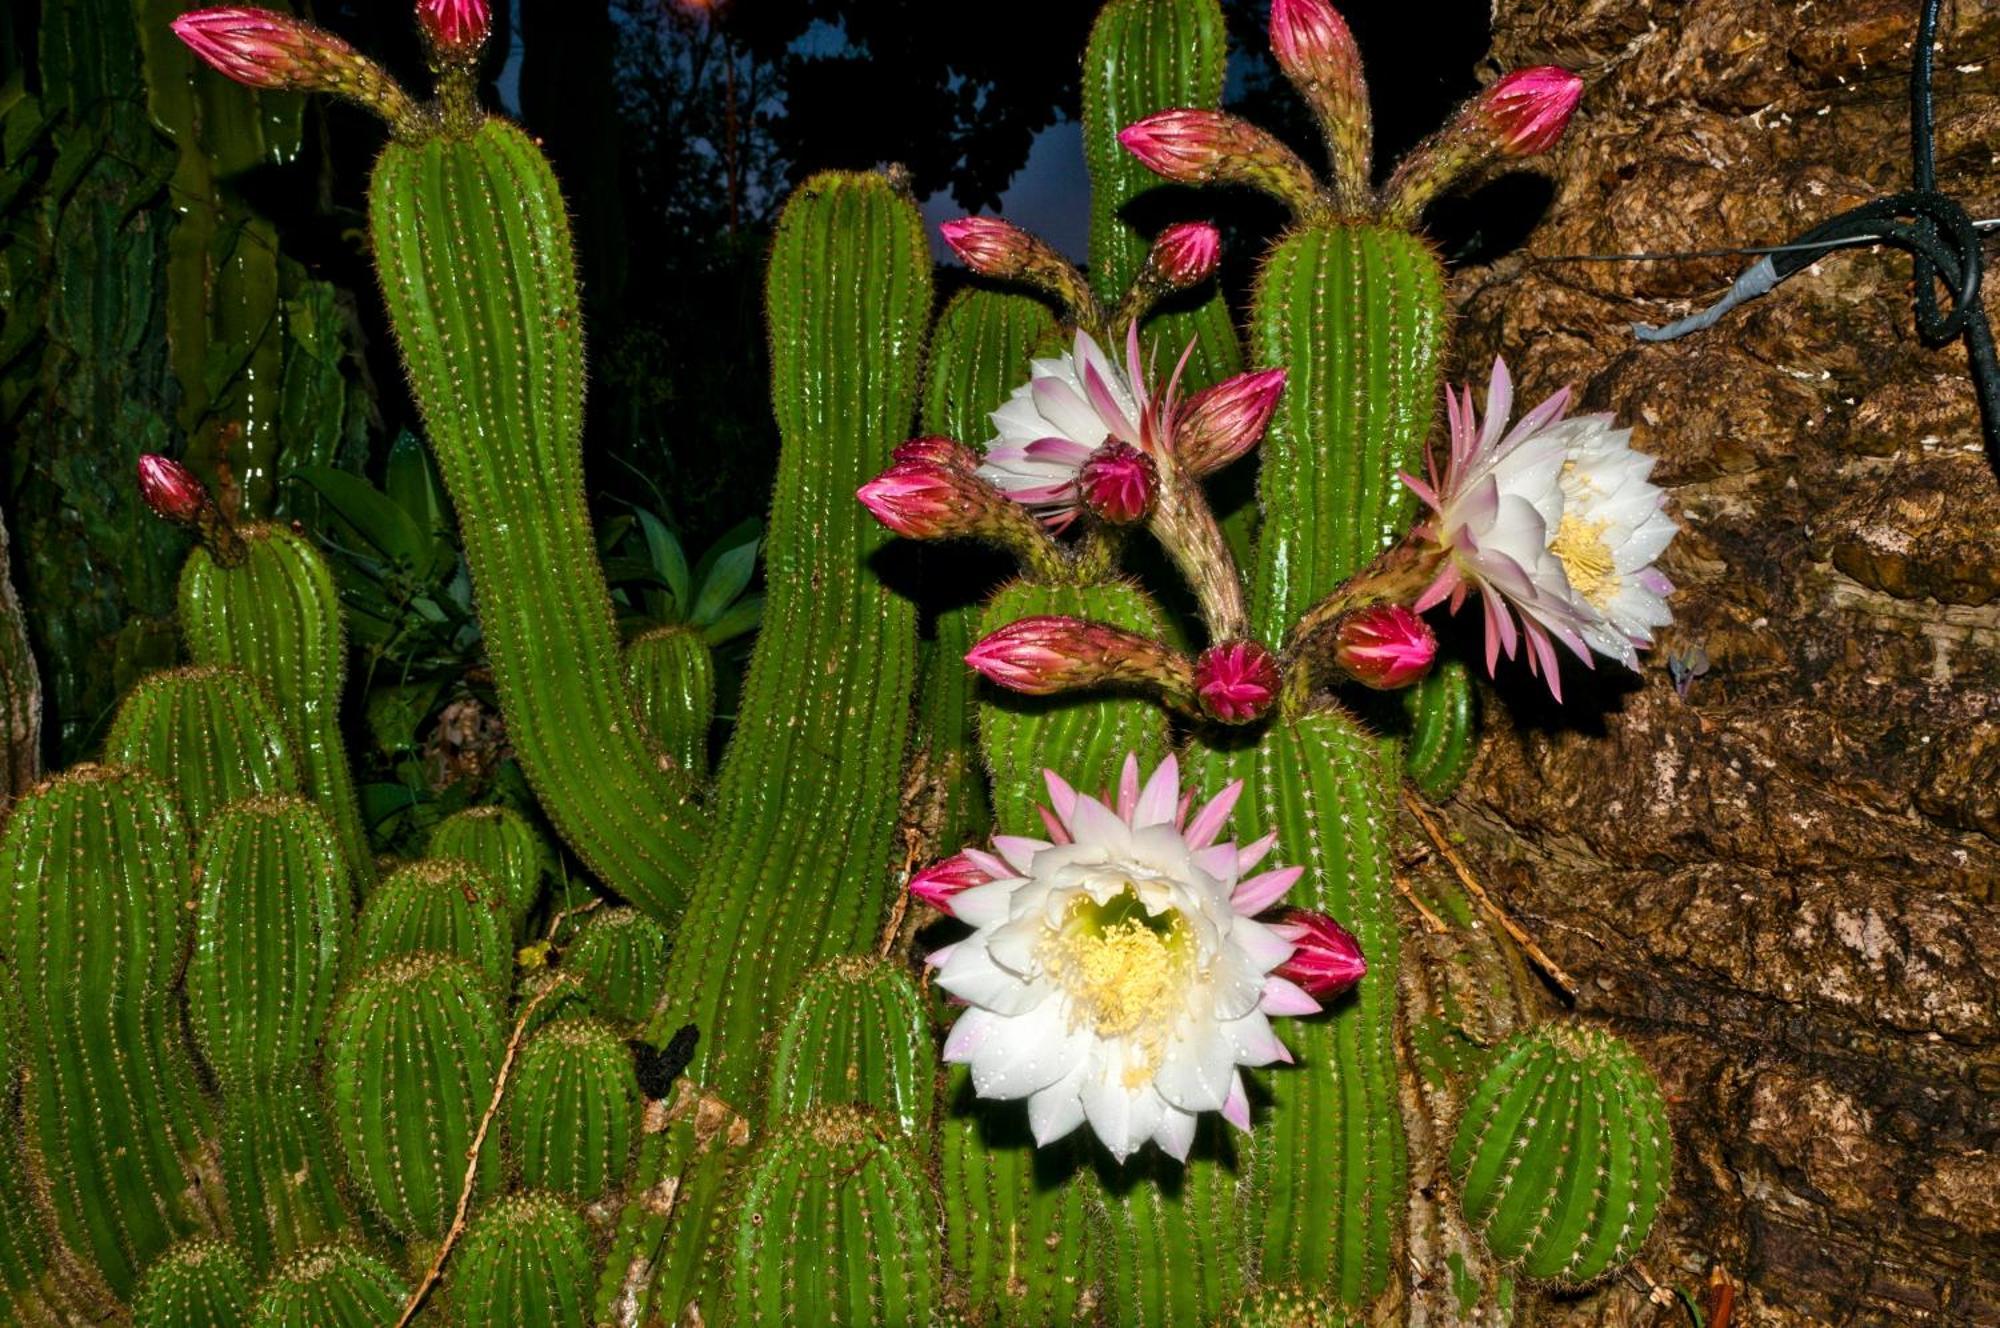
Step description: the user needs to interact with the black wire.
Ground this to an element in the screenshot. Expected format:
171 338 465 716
1627 0 2000 471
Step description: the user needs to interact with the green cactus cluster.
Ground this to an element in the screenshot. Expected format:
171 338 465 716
0 0 1683 1324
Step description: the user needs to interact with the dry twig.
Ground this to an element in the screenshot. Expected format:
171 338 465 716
1401 791 1578 999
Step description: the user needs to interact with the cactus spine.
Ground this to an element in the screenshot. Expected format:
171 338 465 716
428 804 551 939
369 119 704 922
218 1084 352 1273
133 1240 256 1328
562 905 670 1029
450 1192 595 1328
102 665 303 829
326 954 504 1238
767 956 934 1132
725 1109 940 1327
179 524 374 883
249 1243 409 1328
625 624 715 779
505 1017 641 1202
353 858 511 994
1451 1025 1671 1284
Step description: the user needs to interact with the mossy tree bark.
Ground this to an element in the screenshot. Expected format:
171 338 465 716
1441 4 2000 1323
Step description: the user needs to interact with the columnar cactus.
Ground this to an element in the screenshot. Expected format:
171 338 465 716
451 1192 595 1328
1450 1025 1672 1284
625 624 716 778
428 803 552 936
133 1240 256 1328
505 1016 642 1202
103 665 302 828
353 857 511 993
767 955 934 1132
562 904 670 1028
249 1243 410 1328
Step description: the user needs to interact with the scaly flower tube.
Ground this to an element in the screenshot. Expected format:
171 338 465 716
1404 357 1676 697
920 754 1363 1162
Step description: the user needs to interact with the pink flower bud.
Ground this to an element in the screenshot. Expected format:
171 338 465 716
1194 640 1280 724
939 217 1040 279
893 436 980 471
1117 110 1241 182
1270 0 1360 91
909 852 989 913
1173 368 1287 476
967 616 1193 701
1150 222 1220 288
1478 66 1583 157
857 460 993 540
417 0 491 55
1079 441 1157 525
171 7 348 88
137 455 209 525
1273 908 1367 997
1334 604 1436 690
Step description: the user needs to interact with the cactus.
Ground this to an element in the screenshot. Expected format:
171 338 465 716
187 796 348 1089
1450 1025 1672 1285
1092 1132 1254 1326
103 665 303 829
326 954 505 1239
767 956 934 1132
353 858 511 994
1404 660 1479 800
1224 1286 1359 1328
428 805 551 938
562 905 670 1029
505 1016 642 1202
218 1083 352 1273
625 624 715 778
179 523 374 883
450 1192 594 1328
133 1240 256 1328
249 1243 409 1328
370 117 705 922
725 1108 940 1327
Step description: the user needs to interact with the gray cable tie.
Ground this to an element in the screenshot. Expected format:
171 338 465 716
1632 256 1781 342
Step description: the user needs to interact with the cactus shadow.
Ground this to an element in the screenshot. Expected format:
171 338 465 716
1425 173 1557 268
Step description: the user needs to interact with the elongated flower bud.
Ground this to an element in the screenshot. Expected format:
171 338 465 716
138 455 209 525
417 0 491 58
1274 909 1366 997
1194 640 1280 723
1173 368 1287 476
939 217 1098 323
1118 111 1324 218
1333 604 1436 690
1383 64 1582 222
1269 0 1371 203
171 8 418 126
1079 442 1156 525
857 458 1059 573
966 616 1196 706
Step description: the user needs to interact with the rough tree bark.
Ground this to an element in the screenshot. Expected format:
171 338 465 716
1439 1 2000 1324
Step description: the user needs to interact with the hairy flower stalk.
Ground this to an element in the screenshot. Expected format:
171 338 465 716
965 616 1197 713
1269 0 1371 205
921 755 1359 1161
1113 221 1222 332
1382 65 1583 222
940 217 1100 325
171 7 421 131
1119 110 1326 219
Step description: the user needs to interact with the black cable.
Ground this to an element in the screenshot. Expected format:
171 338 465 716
1632 0 2000 472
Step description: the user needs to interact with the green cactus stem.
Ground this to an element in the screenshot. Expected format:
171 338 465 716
218 1083 353 1274
1223 1286 1359 1328
102 665 303 830
563 905 670 1029
505 1016 642 1203
767 955 934 1133
179 523 373 884
724 1108 940 1327
187 796 347 1090
625 625 715 779
133 1240 256 1328
428 804 551 940
643 170 928 1104
1248 225 1445 644
1404 660 1479 800
249 1243 410 1328
1450 1025 1672 1285
922 287 1060 443
369 117 704 923
326 954 504 1239
1091 1131 1253 1327
0 998 69 1325
352 858 510 994
450 1192 594 1328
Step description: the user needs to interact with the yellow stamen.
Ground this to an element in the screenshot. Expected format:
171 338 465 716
1551 513 1617 608
1043 888 1191 1081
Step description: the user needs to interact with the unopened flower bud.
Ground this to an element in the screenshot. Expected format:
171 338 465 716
1333 604 1436 690
137 455 209 525
909 852 990 913
1194 640 1280 724
1273 908 1367 997
966 616 1195 704
893 436 981 471
1150 222 1220 288
1477 66 1583 157
1079 441 1157 525
1174 368 1287 476
1270 0 1357 80
858 460 997 540
171 7 416 124
938 217 1098 322
417 0 491 59
1118 111 1323 217
1269 0 1372 202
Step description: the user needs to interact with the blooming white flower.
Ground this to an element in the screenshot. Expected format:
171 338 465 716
1403 356 1676 699
977 329 1149 530
923 754 1341 1163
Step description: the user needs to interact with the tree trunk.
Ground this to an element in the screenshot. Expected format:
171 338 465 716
1446 2 2000 1323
